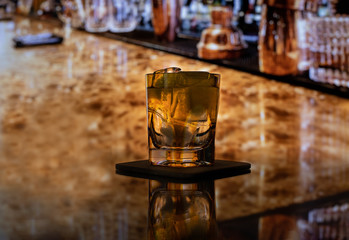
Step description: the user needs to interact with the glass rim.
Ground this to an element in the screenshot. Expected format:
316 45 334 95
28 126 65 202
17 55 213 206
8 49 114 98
145 71 220 77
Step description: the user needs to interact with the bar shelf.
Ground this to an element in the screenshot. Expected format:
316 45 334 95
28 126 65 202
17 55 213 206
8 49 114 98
96 28 349 99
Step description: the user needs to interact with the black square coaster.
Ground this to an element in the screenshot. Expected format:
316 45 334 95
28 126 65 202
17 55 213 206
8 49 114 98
115 160 251 183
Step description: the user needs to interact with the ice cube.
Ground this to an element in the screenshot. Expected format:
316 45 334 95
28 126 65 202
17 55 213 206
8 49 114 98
159 118 199 148
170 88 189 121
160 122 175 146
150 67 181 88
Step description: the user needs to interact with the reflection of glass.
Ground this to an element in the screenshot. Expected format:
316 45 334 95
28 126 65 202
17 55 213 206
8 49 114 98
257 201 349 239
148 180 217 240
56 0 85 28
298 203 349 239
85 0 109 32
259 214 297 240
109 0 139 33
146 68 220 167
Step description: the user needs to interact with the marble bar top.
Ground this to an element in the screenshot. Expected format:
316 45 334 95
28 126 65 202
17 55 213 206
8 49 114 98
1 16 349 239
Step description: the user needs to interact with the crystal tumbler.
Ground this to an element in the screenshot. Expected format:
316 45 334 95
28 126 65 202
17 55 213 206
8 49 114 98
146 67 220 167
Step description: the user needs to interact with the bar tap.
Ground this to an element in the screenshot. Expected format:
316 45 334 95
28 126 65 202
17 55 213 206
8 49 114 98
258 0 318 76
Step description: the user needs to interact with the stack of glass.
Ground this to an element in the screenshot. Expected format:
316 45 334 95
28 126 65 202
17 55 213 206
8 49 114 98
308 16 349 87
56 0 139 33
85 0 139 33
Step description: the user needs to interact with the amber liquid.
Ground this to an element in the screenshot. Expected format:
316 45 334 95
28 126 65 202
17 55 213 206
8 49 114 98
146 72 219 166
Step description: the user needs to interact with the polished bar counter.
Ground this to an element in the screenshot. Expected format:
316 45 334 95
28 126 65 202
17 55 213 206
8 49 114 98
1 17 349 239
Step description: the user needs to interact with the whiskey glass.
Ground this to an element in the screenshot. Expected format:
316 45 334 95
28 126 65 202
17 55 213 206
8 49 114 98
146 68 220 167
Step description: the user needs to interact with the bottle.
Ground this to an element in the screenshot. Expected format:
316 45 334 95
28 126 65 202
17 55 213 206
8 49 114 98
242 0 259 43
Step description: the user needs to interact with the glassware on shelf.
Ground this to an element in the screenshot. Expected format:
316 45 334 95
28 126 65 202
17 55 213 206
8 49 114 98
138 0 152 29
151 0 181 42
179 0 210 35
109 0 139 33
17 0 33 15
258 0 318 76
56 0 85 28
308 16 349 87
0 0 15 19
85 0 109 32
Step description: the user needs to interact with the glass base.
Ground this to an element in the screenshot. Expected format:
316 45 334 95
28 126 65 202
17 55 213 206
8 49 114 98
85 24 109 33
109 24 137 33
149 148 214 167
